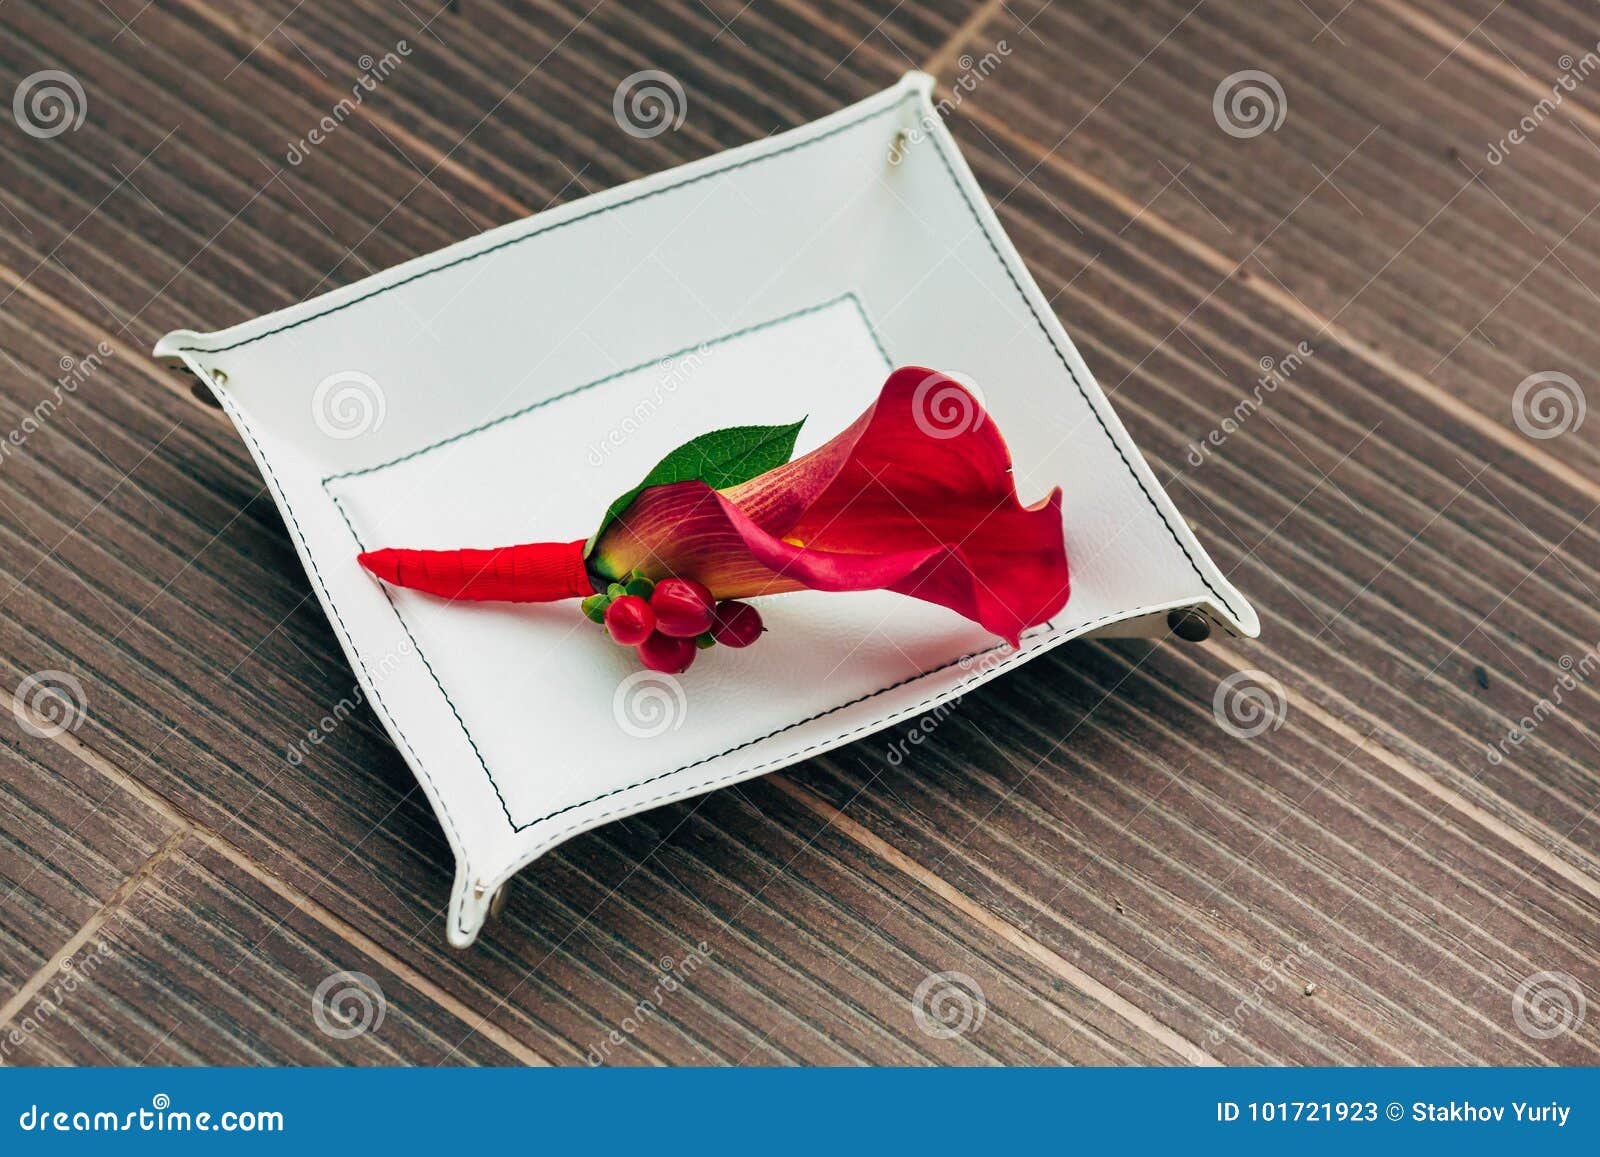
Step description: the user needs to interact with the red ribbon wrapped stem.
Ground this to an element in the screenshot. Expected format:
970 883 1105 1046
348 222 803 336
357 539 593 602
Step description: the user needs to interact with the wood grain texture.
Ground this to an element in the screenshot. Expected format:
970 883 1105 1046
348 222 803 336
945 0 1600 484
0 729 177 1006
0 0 1597 1064
6 830 521 1065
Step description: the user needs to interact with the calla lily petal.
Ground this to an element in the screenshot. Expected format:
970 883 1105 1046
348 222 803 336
590 367 1068 644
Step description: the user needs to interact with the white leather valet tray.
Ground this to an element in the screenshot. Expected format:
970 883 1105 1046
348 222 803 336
155 73 1257 947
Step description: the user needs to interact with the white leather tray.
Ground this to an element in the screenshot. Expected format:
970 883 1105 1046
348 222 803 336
155 72 1257 947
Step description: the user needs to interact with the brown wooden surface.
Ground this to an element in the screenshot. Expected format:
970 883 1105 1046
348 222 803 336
1 0 1597 1065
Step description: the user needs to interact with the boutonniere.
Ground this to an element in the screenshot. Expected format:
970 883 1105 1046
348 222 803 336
357 367 1069 673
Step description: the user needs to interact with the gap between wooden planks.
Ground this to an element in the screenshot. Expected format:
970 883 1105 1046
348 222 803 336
0 727 549 1066
138 23 1600 907
0 267 1223 1059
5 261 1234 1061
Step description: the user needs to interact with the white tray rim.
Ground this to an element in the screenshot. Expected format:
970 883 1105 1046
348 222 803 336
155 72 1258 946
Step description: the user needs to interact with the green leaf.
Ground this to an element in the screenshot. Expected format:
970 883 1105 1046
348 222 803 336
587 419 805 552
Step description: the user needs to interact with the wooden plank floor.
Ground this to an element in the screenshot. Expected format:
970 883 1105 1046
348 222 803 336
2 0 1597 1065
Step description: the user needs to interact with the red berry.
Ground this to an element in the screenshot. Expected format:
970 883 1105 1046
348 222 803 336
637 630 696 674
650 577 715 638
604 594 655 646
711 600 763 647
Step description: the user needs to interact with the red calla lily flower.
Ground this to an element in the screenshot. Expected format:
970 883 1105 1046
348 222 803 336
358 367 1069 647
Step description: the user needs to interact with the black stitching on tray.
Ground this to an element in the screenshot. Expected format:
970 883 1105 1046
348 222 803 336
325 293 877 484
203 88 1230 889
921 128 1244 625
208 389 478 931
329 493 519 828
487 605 1165 887
508 623 1059 829
176 99 910 355
325 293 897 831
